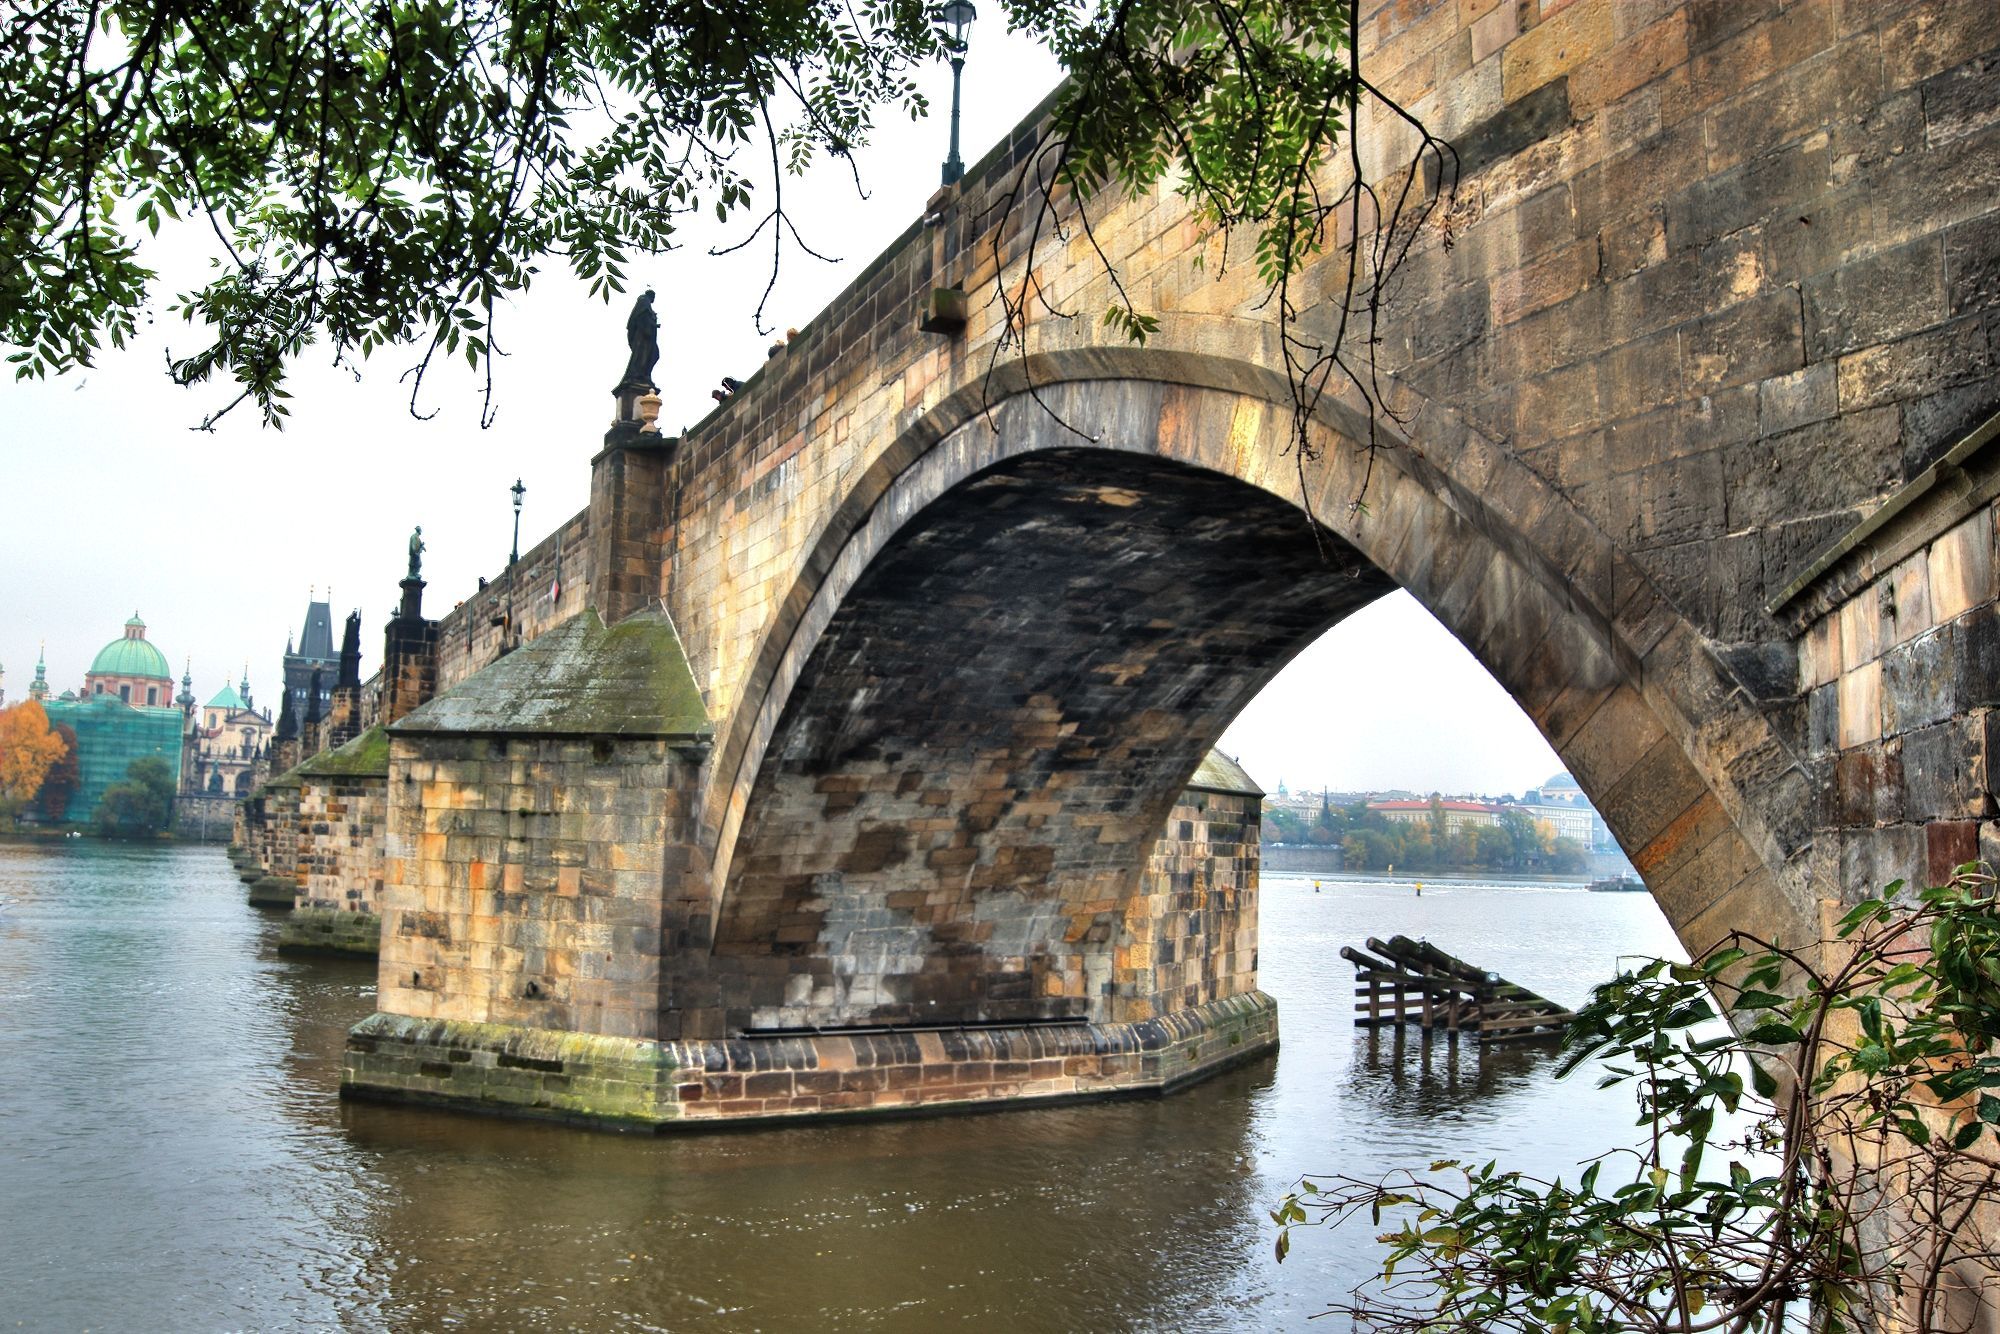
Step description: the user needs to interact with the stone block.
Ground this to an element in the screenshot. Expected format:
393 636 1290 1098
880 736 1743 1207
1682 0 1782 60
1929 510 1997 623
1952 606 2000 709
1665 135 1826 253
1883 555 1935 648
1837 659 1883 750
1881 0 2000 88
1837 585 1882 667
1502 0 1612 99
1880 630 1955 737
1470 1 1519 64
1801 614 1842 689
1758 363 1837 437
1834 744 1904 828
1807 682 1839 756
1837 317 1992 412
1901 382 2000 477
1720 407 1899 531
1928 820 1981 884
1569 8 1688 115
1803 235 1946 359
1902 719 1993 822
1683 288 1804 394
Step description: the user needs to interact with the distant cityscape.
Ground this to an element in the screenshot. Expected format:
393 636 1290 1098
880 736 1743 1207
1258 771 1623 876
0 593 342 828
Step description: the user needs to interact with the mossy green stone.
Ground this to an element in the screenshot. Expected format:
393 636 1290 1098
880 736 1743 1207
390 610 711 739
277 908 381 957
247 876 296 906
295 725 391 778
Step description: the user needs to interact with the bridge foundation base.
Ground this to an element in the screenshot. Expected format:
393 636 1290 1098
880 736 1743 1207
276 908 380 958
246 876 295 907
340 991 1278 1131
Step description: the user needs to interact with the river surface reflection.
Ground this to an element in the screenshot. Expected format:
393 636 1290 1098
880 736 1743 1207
0 842 1680 1330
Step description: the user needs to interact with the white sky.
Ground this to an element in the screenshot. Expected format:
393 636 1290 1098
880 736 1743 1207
0 23 1561 797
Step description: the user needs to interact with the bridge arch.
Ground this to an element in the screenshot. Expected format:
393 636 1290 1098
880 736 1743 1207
703 354 1809 1033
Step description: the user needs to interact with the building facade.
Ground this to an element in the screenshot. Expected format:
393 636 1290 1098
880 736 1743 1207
1520 772 1616 851
184 671 272 798
282 598 338 735
39 614 184 822
1367 798 1506 833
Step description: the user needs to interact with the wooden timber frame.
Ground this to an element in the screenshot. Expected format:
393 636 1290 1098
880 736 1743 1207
1341 936 1575 1043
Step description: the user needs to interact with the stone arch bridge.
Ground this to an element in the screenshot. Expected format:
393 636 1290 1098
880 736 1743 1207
301 0 2000 1127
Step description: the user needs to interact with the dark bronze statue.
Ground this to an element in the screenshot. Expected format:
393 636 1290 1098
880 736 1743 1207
407 525 425 580
619 289 660 390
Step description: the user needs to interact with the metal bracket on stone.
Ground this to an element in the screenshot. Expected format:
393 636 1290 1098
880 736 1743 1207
917 286 968 337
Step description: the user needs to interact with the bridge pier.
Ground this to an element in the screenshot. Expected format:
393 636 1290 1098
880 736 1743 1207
344 993 1276 1130
339 606 1278 1125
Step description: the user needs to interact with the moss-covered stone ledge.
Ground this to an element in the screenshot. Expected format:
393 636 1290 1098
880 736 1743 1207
341 992 1277 1132
247 875 297 907
276 908 381 958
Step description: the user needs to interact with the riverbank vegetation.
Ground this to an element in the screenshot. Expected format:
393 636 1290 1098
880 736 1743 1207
0 700 70 831
1265 798 1590 876
95 756 177 838
1278 869 2000 1332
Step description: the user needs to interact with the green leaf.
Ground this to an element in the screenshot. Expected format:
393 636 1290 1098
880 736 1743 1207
1748 1058 1778 1099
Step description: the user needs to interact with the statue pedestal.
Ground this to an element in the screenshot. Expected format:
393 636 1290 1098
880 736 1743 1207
398 577 426 621
612 379 657 425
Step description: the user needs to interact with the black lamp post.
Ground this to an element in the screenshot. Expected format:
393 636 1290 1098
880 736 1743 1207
937 1 976 186
509 477 525 565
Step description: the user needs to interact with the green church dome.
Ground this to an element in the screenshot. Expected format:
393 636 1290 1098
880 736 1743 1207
89 613 171 681
205 683 247 710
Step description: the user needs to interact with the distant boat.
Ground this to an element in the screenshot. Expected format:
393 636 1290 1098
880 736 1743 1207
1588 874 1644 893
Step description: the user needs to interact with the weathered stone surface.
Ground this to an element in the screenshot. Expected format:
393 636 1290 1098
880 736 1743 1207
395 610 709 740
330 0 2000 1131
277 909 382 958
342 991 1276 1130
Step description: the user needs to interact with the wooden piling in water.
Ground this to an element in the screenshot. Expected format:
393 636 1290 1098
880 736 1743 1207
1339 937 1574 1041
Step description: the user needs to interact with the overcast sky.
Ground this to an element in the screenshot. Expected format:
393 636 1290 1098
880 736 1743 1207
0 23 1562 797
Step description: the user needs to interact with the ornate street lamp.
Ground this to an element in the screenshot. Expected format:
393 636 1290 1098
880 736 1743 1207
936 1 976 186
510 477 526 565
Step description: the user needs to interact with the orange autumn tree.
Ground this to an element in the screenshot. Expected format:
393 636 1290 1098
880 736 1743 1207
0 700 69 824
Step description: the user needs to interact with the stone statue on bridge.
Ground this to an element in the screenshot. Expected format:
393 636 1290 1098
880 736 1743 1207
618 289 660 392
407 525 424 581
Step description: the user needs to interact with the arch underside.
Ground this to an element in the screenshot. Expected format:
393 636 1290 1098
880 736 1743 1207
717 448 1393 1030
706 372 1805 1036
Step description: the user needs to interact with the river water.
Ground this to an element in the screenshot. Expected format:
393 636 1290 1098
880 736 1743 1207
0 842 1680 1331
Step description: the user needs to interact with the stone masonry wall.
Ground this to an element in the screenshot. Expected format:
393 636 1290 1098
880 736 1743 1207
247 783 301 905
434 508 590 693
1123 786 1260 1023
376 734 695 1041
295 775 387 915
1794 456 2000 899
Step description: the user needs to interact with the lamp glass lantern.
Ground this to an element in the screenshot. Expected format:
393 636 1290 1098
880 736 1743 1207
938 0 975 47
509 477 526 564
